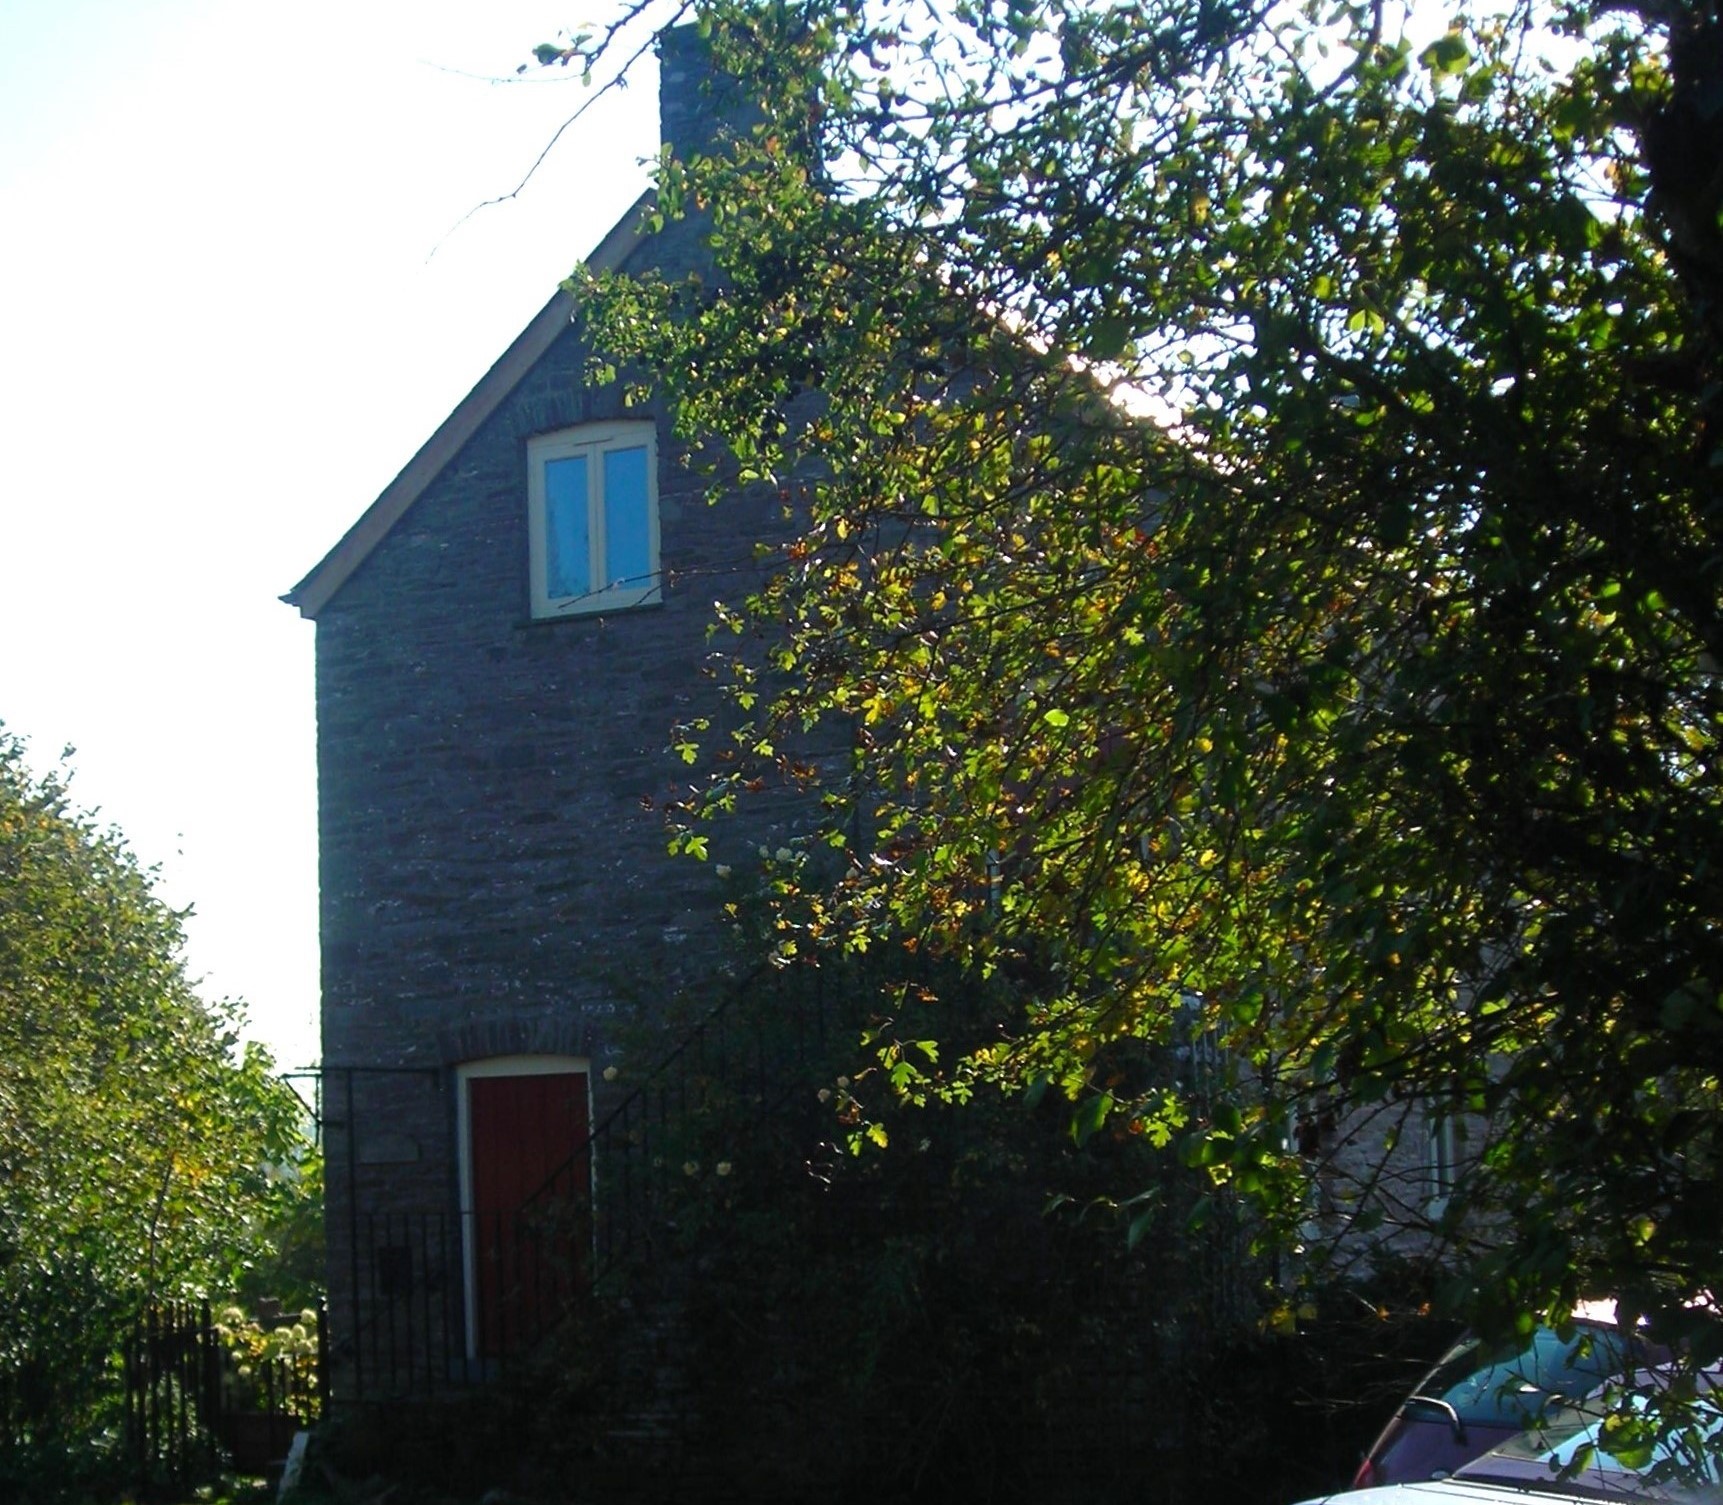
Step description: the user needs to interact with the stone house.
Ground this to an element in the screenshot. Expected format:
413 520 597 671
284 23 1461 1439
284 27 809 1398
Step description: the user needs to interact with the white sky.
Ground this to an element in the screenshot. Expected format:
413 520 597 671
0 0 661 1070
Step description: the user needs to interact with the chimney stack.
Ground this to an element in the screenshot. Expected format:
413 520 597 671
657 21 762 164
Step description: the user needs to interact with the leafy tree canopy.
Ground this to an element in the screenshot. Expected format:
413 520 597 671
569 0 1723 1376
0 728 307 1450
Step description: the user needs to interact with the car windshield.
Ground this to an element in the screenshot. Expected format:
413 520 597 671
1410 1324 1631 1428
1456 1385 1721 1501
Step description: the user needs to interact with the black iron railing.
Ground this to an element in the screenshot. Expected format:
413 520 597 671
552 960 833 1283
337 960 844 1397
123 1301 220 1492
121 1299 325 1489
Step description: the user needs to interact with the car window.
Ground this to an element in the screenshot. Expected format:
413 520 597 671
1457 1386 1721 1497
1417 1324 1629 1426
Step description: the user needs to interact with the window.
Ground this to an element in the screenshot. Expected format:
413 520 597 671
1412 1321 1630 1427
527 420 659 617
1427 1105 1460 1211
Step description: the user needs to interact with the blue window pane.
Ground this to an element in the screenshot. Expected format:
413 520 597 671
603 446 651 589
544 456 590 601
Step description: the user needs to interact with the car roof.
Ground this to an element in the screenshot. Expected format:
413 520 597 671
1300 1480 1604 1504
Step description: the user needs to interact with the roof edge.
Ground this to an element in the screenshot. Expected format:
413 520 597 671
282 189 656 621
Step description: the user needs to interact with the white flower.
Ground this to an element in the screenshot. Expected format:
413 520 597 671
716 1161 733 1177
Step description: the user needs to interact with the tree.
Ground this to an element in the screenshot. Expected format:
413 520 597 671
0 728 306 1465
571 0 1723 1387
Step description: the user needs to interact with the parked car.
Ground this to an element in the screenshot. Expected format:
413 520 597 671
1302 1369 1721 1504
1350 1306 1657 1489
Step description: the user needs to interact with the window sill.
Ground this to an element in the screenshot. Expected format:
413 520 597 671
515 597 666 629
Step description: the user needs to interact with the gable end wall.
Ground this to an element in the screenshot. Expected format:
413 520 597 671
315 314 794 1234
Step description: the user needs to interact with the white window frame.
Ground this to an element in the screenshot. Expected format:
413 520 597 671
454 1054 593 1363
526 420 660 618
1426 1106 1460 1215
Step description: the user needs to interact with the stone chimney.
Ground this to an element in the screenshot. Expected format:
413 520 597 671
657 21 763 164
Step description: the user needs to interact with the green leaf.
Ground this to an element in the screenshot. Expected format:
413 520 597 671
1072 1092 1113 1147
1419 31 1471 76
1085 314 1136 361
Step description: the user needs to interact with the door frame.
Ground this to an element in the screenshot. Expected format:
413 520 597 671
454 1054 592 1362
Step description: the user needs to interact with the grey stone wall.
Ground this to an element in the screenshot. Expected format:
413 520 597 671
315 321 761 1073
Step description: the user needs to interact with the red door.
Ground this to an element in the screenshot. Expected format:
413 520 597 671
467 1070 591 1358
